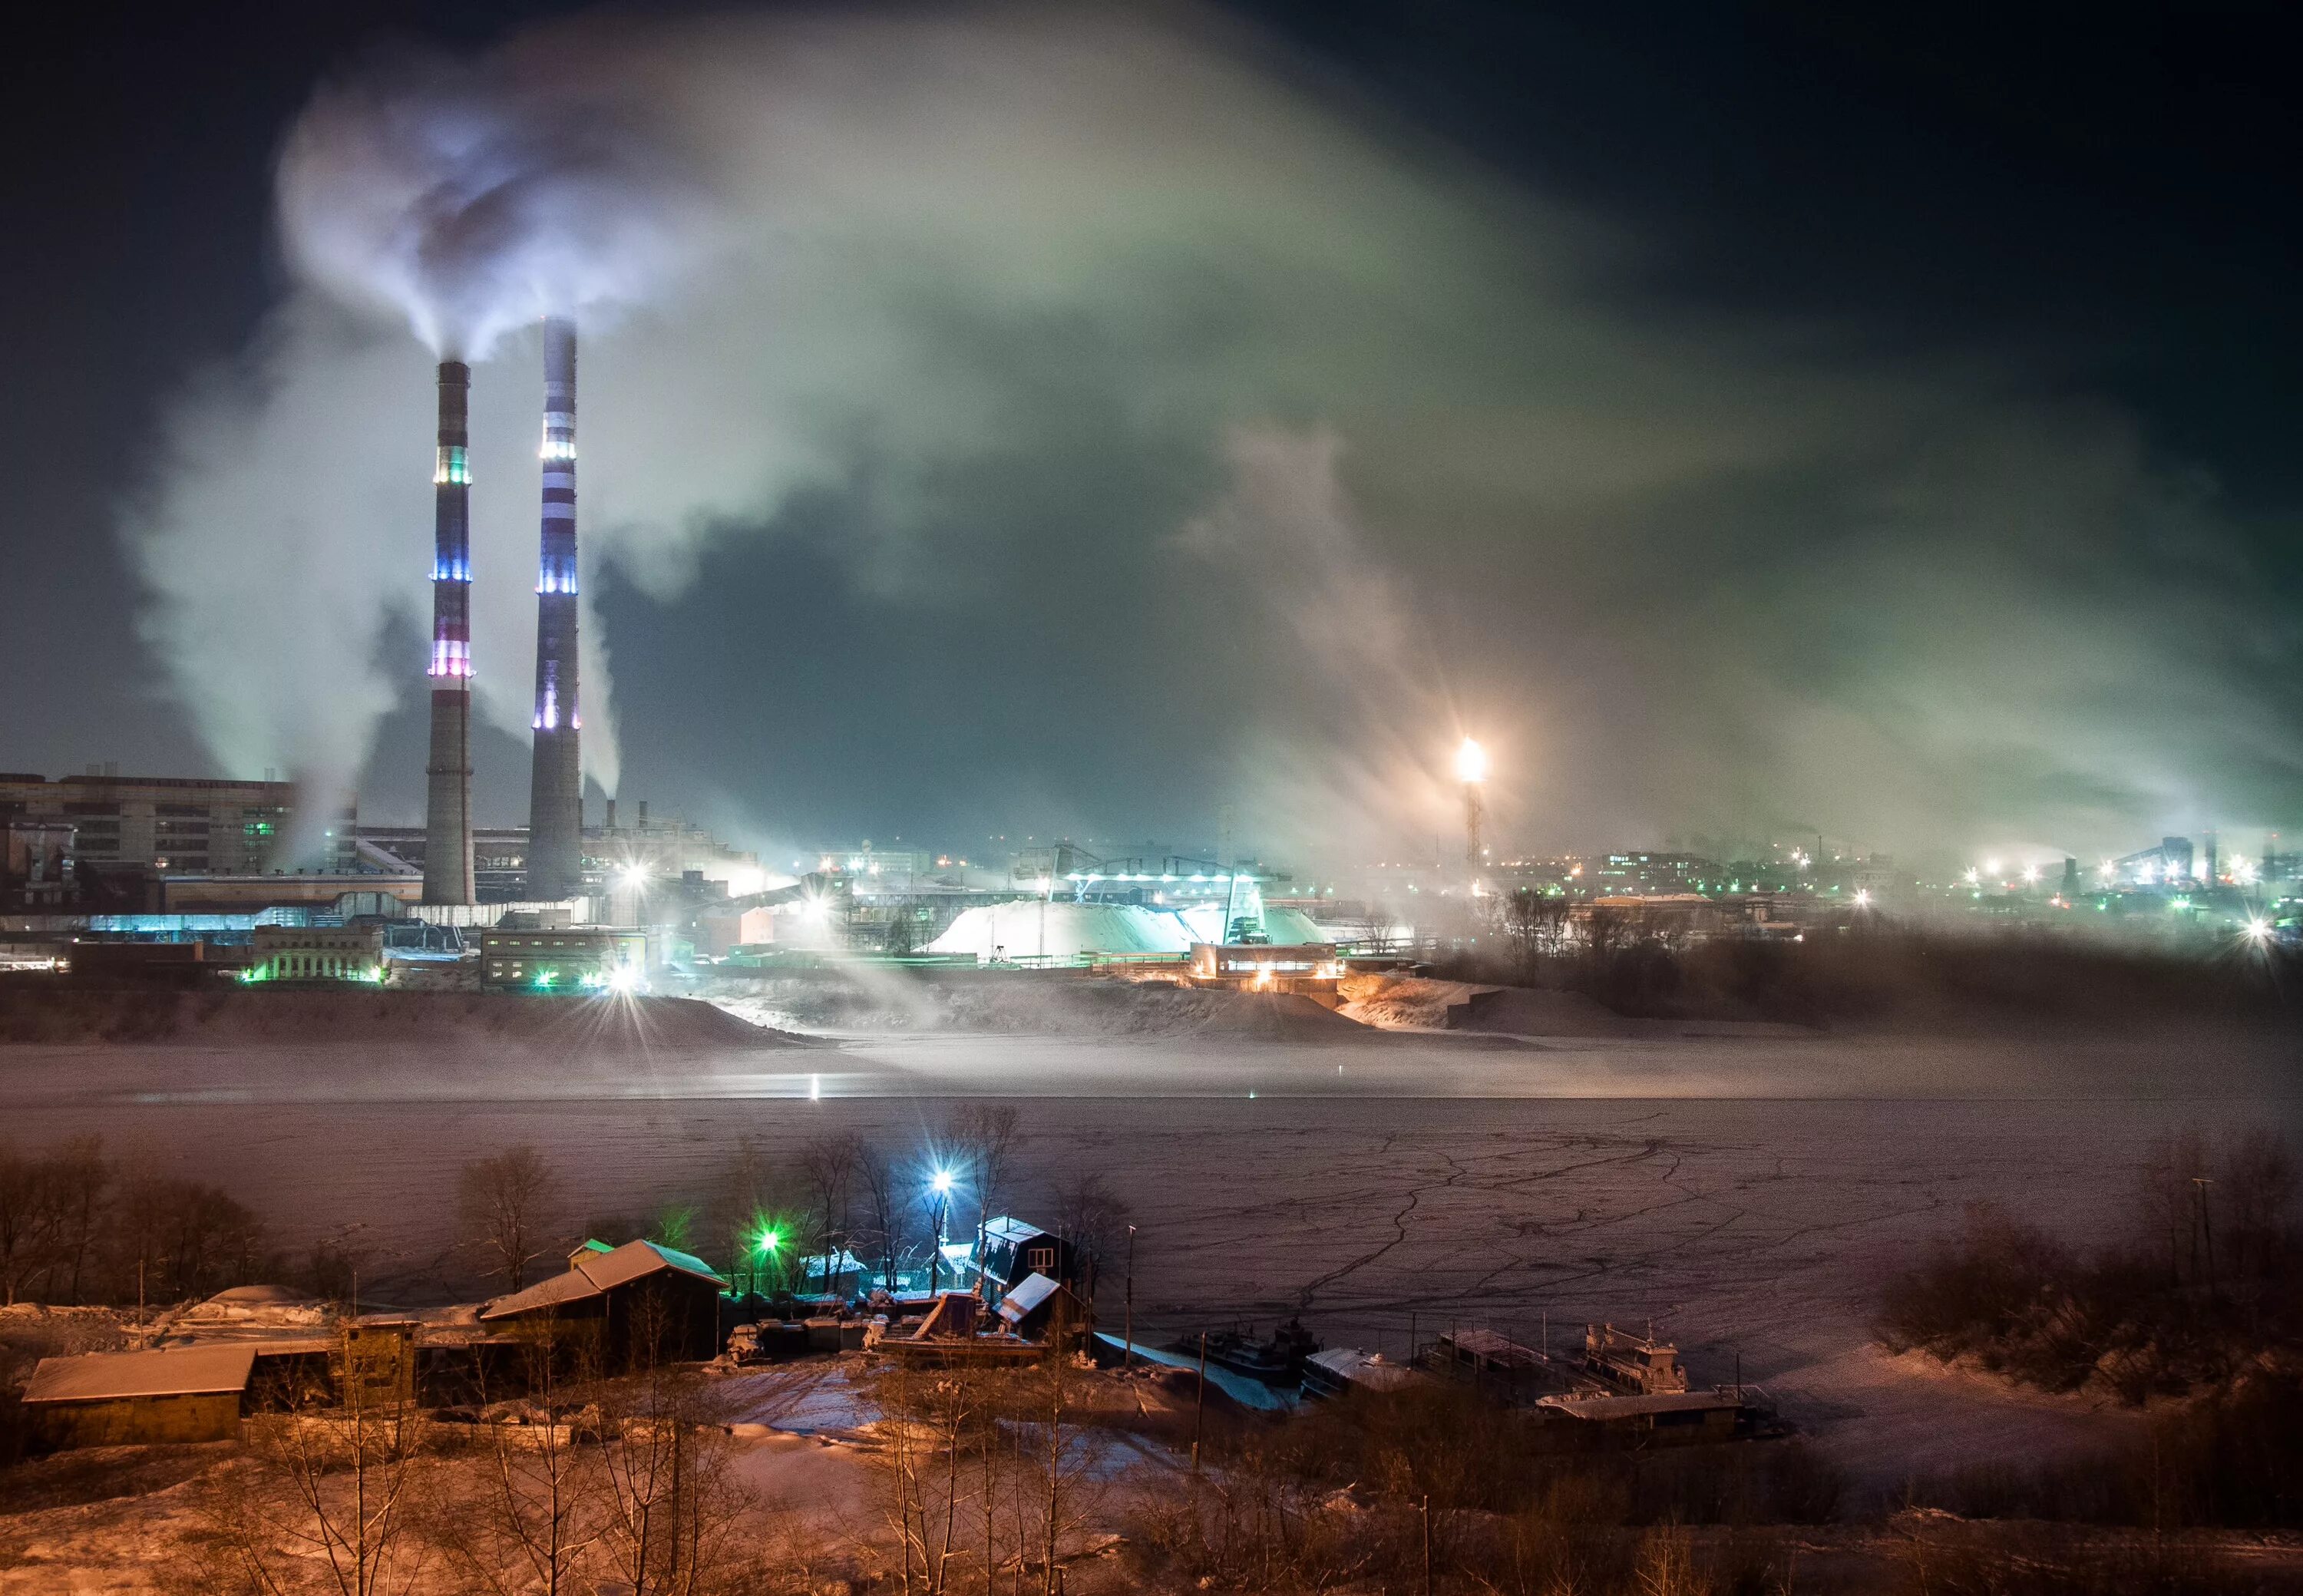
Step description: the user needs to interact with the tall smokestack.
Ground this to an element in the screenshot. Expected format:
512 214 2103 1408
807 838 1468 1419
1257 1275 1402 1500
525 317 583 902
421 361 476 905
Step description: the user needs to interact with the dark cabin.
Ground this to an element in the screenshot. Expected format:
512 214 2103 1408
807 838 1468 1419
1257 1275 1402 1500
977 1216 1076 1297
478 1239 729 1366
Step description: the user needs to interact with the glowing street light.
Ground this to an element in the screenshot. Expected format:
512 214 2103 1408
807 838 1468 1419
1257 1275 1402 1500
2245 917 2272 945
1455 737 1490 785
927 1168 956 1293
1456 736 1489 877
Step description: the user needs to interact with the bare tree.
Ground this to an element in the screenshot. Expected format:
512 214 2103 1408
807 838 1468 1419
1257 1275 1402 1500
856 1142 905 1294
459 1145 561 1292
799 1132 864 1297
947 1105 1022 1300
0 1141 60 1305
45 1137 109 1304
451 1325 606 1596
1047 1171 1131 1304
593 1303 748 1596
220 1335 434 1596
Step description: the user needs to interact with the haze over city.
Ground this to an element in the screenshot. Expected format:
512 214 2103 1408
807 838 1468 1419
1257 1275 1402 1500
0 7 2298 1595
5 2 2299 871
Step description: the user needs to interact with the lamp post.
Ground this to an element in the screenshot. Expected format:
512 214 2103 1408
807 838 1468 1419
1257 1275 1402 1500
930 1168 953 1294
1124 1224 1138 1372
755 1225 781 1300
1455 737 1489 886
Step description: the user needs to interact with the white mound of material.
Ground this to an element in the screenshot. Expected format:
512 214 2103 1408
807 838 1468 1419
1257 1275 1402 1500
929 901 1193 962
930 900 1337 964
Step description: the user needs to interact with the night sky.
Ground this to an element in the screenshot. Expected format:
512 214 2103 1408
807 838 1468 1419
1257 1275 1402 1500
5 2 2298 869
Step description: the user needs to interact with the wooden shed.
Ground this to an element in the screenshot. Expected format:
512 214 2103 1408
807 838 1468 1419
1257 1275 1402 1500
22 1344 257 1449
478 1239 729 1366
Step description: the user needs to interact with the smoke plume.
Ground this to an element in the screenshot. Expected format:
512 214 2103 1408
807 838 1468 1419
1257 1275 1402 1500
124 4 2301 862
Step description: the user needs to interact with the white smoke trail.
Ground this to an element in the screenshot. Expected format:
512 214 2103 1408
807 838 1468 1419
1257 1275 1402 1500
124 4 2300 858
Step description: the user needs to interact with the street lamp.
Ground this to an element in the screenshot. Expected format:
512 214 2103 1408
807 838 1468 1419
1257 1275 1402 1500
1125 1224 1138 1373
754 1224 781 1297
1455 737 1489 881
929 1169 954 1294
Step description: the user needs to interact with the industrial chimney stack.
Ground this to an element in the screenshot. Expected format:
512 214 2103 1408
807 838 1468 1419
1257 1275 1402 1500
525 317 583 901
421 361 476 905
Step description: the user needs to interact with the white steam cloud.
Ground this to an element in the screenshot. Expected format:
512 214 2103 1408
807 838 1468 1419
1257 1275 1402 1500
124 4 2299 862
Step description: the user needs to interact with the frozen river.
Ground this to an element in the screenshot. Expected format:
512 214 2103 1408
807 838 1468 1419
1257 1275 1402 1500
1 1026 2292 1493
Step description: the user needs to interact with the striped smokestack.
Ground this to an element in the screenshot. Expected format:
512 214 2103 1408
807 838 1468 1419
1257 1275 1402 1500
421 360 476 905
524 316 583 901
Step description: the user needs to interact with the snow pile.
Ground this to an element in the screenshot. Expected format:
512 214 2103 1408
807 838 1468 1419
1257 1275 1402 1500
928 901 1192 962
929 900 1337 963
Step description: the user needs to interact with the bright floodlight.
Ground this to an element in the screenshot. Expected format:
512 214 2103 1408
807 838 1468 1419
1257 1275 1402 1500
931 1168 954 1196
1964 867 1981 886
619 863 649 889
2245 917 2272 943
1455 737 1489 785
758 1227 780 1254
1984 857 2002 877
2021 863 2041 884
1855 888 1872 907
606 966 638 994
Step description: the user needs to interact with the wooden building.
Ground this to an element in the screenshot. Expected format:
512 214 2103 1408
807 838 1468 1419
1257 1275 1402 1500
21 1344 256 1448
478 1239 728 1365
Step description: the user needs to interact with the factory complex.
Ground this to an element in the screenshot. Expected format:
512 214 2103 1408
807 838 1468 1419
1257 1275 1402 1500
2 318 2293 993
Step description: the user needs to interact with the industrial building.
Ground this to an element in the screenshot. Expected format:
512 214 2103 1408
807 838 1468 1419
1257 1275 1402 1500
0 771 306 882
479 924 646 991
247 923 386 983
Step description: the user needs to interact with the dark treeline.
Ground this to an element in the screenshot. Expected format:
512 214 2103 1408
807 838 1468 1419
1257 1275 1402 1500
1879 1126 2299 1400
1440 904 2299 1028
2 1104 1132 1317
0 1137 268 1308
1880 1125 2303 1534
1135 1383 1843 1594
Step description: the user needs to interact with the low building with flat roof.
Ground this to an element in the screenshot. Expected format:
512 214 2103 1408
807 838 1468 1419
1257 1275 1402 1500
22 1344 258 1448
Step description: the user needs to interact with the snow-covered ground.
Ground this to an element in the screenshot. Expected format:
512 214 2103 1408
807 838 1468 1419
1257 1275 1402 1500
0 1025 2291 1493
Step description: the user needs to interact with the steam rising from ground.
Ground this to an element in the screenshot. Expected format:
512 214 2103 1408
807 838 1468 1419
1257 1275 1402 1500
125 5 2301 858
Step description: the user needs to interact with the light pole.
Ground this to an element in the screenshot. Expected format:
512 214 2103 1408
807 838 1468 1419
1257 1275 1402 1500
754 1224 781 1300
1455 738 1489 887
1124 1224 1138 1372
930 1168 953 1294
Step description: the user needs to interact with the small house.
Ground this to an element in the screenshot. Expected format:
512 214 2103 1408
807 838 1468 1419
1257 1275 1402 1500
977 1216 1074 1297
479 1239 729 1366
996 1273 1085 1345
22 1344 258 1448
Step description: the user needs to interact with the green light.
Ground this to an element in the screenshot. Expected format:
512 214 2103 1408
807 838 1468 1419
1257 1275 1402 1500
534 970 557 989
756 1228 781 1255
